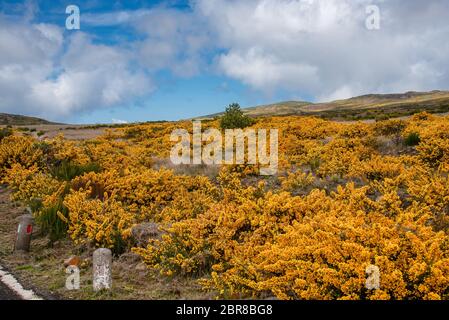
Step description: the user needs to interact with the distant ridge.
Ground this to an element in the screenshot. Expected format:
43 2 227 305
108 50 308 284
197 90 449 121
0 113 57 125
2 90 449 125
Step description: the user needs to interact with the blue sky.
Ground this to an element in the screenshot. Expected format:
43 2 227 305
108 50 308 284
0 0 448 123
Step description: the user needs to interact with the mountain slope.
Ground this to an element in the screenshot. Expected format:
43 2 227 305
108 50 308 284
199 90 449 120
302 90 449 112
0 113 56 125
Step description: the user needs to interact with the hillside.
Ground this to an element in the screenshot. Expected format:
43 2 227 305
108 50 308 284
199 90 449 121
2 90 449 125
0 113 56 125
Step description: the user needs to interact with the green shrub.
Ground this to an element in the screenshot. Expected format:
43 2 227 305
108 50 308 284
37 130 45 137
220 103 254 129
31 198 69 243
404 132 421 146
0 127 12 141
50 161 101 181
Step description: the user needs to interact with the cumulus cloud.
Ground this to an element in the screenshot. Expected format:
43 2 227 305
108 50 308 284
219 48 319 93
31 33 153 117
85 7 213 77
194 0 449 101
0 13 153 121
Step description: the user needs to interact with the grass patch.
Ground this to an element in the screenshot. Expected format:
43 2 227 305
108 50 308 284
15 264 34 271
404 132 421 146
50 161 101 181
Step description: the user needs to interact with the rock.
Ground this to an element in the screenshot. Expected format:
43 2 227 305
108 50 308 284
135 262 147 271
64 255 80 267
117 252 141 264
131 222 164 247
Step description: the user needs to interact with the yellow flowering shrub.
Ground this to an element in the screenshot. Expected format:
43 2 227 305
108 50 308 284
200 184 449 300
2 111 449 299
349 155 405 182
280 170 315 192
47 135 91 165
317 137 375 177
3 163 60 202
0 135 43 179
64 189 136 251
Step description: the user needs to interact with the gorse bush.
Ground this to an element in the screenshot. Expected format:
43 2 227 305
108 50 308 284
373 119 406 137
220 103 254 129
2 112 449 298
63 189 135 253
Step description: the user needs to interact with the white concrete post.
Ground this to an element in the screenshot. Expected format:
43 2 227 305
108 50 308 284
93 248 112 291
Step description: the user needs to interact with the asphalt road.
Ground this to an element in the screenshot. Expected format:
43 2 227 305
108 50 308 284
0 280 20 300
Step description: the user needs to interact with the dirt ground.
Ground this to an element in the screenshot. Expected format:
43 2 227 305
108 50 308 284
0 186 213 300
0 124 108 140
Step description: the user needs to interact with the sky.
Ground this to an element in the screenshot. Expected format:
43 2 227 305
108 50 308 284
0 0 448 124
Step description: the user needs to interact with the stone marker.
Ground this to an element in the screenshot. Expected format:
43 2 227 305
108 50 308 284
93 248 112 291
15 214 34 252
63 255 80 267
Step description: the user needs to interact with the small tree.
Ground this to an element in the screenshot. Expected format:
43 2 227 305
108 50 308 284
220 103 254 129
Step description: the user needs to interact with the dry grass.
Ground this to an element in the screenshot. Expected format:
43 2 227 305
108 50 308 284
152 157 221 179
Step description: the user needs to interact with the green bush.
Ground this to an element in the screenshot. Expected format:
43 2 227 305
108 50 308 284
31 197 69 243
50 161 101 181
0 127 12 141
37 130 46 137
220 103 254 129
31 162 101 242
404 132 421 146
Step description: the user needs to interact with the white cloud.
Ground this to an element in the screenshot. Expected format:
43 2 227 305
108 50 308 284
76 0 449 103
85 8 212 77
132 8 212 77
2 0 449 121
320 85 354 102
112 118 128 124
219 48 319 93
195 0 449 101
0 15 153 121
